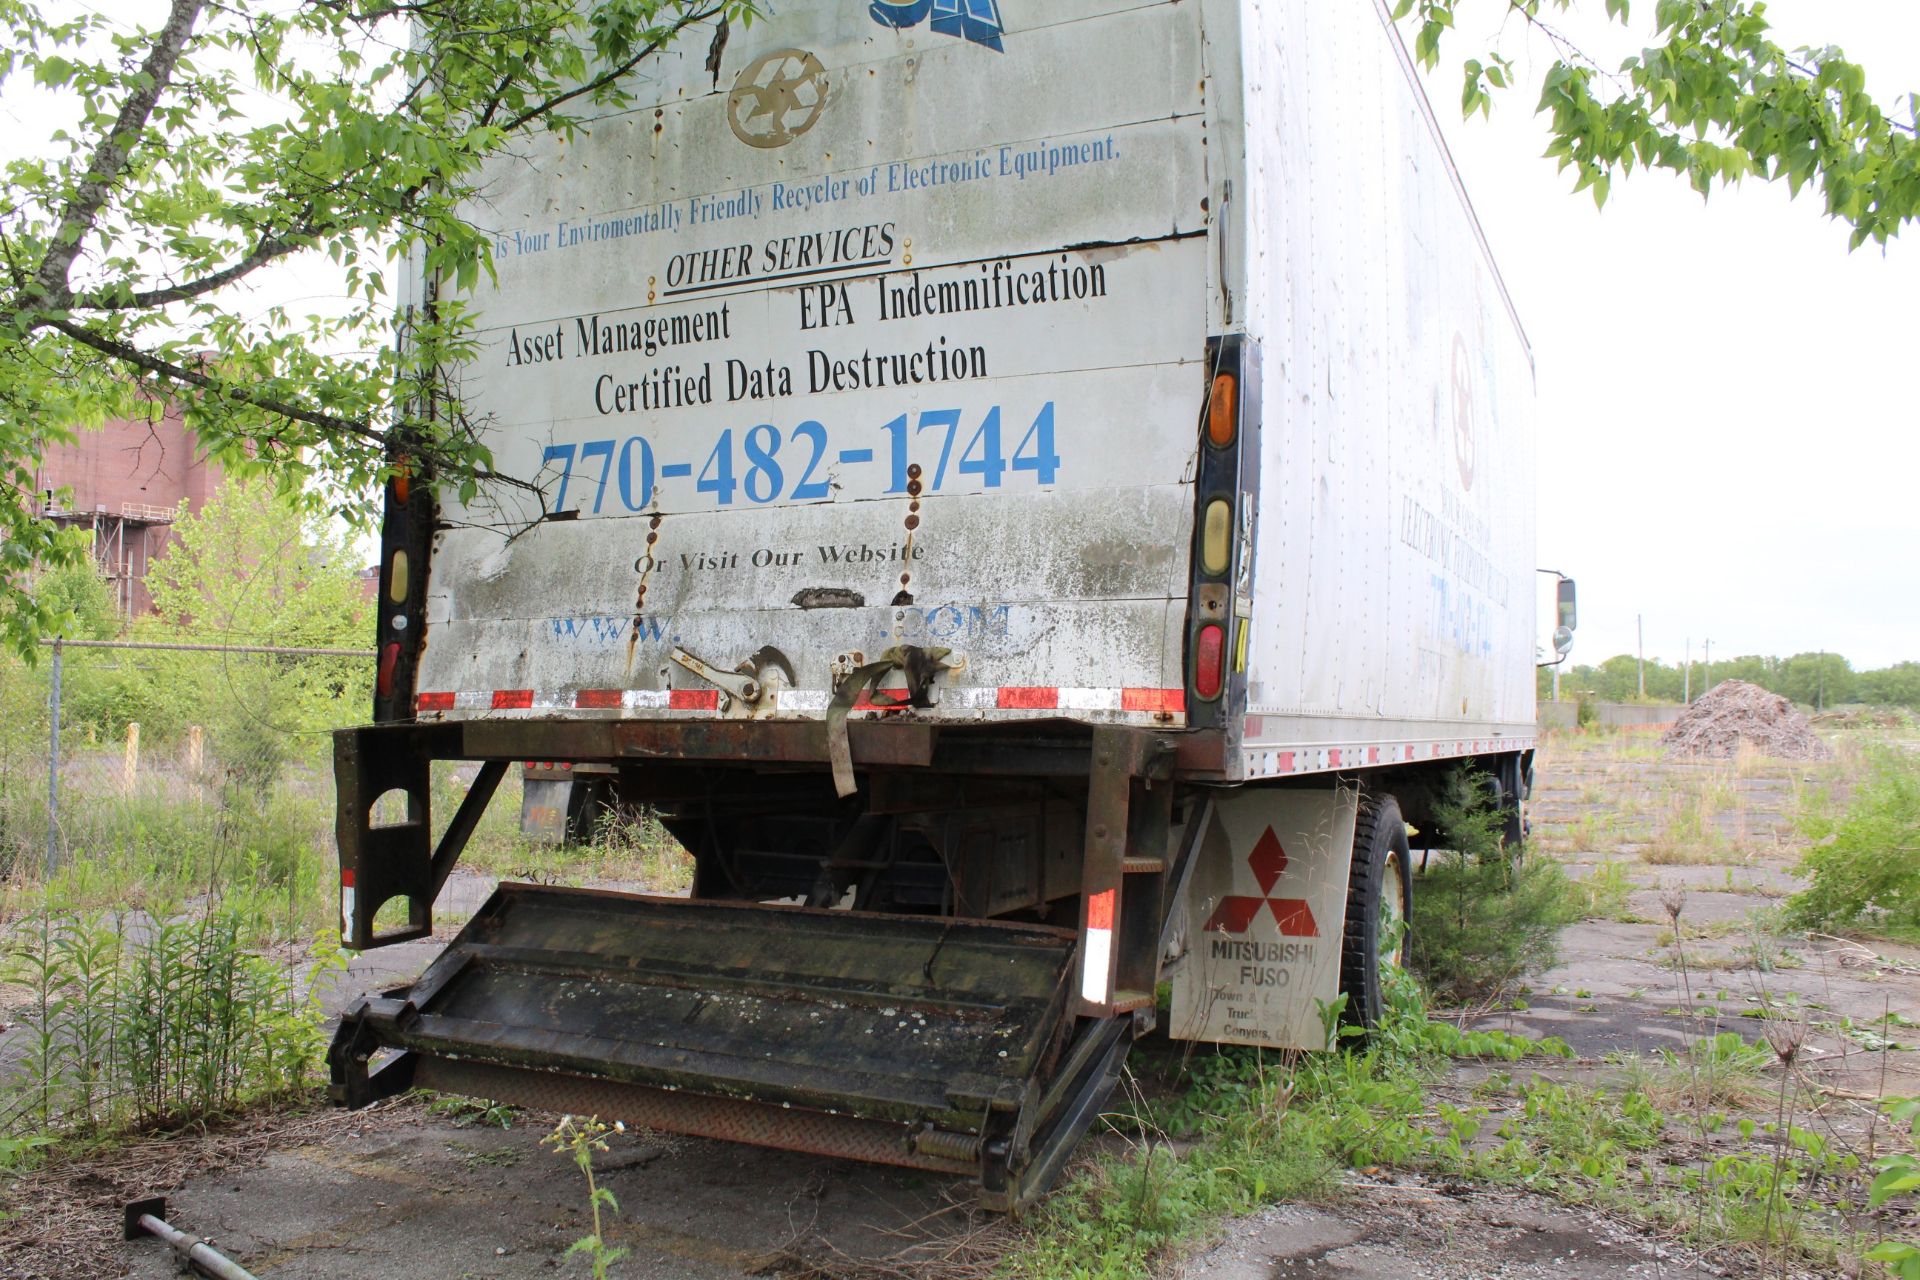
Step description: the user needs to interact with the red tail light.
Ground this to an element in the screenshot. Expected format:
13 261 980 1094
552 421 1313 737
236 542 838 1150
377 642 401 698
1194 624 1225 701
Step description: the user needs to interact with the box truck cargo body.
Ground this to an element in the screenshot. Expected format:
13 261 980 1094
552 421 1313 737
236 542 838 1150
331 0 1544 1209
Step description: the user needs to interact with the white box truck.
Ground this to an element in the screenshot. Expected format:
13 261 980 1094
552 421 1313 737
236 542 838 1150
330 0 1558 1210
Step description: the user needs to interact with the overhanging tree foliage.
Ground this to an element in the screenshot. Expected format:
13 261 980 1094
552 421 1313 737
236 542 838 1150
0 0 1914 659
0 0 756 652
1394 0 1920 241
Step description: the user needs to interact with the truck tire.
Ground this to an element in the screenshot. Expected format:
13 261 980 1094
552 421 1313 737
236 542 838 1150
1339 793 1413 1030
1492 754 1529 854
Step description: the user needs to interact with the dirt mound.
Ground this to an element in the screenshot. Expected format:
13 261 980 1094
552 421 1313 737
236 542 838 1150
1660 680 1833 761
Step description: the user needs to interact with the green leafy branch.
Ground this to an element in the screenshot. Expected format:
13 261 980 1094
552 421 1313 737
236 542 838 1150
0 0 758 654
1391 0 1920 245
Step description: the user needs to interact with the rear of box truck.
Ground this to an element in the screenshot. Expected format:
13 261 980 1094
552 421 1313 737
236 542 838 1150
400 2 1218 731
335 0 1543 1209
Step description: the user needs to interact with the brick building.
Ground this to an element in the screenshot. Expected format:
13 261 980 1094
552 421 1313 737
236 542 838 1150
34 401 222 618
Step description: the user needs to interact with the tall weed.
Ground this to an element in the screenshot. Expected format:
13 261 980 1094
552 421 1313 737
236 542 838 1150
0 897 338 1160
2 783 332 941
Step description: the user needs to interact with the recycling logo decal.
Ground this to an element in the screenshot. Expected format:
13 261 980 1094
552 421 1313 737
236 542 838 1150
728 49 831 150
1451 333 1477 492
1201 826 1320 938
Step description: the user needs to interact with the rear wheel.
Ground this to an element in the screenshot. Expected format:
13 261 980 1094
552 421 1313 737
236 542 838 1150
1339 793 1413 1030
1492 754 1529 853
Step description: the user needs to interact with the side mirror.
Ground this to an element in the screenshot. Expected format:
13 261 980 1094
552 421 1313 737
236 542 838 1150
1556 578 1578 632
1552 626 1574 658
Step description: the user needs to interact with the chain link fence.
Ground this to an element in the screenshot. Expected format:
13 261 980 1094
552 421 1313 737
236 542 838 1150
3 638 372 886
0 637 386 1158
0 634 698 1165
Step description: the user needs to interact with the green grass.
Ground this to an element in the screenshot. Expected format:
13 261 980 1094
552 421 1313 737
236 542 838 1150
1003 1004 1884 1280
1641 793 1736 865
0 754 687 1183
433 765 694 897
1533 809 1623 854
1005 971 1565 1278
1 781 335 945
1574 860 1638 921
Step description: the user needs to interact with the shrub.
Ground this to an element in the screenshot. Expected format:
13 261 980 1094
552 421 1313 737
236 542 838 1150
1787 749 1920 938
1410 771 1581 1002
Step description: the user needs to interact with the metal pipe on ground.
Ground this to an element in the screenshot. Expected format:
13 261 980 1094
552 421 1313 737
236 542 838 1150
122 1198 257 1280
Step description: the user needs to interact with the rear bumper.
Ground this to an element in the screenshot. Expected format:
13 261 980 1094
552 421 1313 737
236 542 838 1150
332 718 1224 951
341 715 1230 776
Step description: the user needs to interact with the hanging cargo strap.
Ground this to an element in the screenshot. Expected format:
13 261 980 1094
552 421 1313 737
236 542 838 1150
825 645 953 797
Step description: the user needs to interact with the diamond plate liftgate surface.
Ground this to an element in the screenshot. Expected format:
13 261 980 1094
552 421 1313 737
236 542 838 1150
328 885 1134 1210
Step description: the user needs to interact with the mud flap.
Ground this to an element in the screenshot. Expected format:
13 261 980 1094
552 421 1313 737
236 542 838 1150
1169 783 1359 1048
329 884 1126 1210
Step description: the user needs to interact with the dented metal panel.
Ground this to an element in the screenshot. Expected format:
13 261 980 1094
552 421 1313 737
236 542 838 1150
407 0 1539 763
417 2 1215 727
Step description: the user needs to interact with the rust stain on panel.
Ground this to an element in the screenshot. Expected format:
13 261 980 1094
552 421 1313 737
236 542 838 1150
628 513 665 674
894 464 923 608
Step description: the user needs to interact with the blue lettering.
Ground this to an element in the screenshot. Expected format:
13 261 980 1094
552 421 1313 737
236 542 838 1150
1428 575 1494 660
926 605 965 639
930 0 1005 50
549 616 670 646
871 0 1004 52
903 604 1014 643
870 0 933 27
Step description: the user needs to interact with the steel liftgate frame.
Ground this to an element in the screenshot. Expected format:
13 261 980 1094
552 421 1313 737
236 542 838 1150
328 719 1222 1211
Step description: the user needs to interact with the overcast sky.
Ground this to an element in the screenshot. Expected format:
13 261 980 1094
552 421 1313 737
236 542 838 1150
1420 1 1920 671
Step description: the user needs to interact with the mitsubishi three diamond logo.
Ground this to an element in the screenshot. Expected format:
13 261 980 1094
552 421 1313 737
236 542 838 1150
1201 827 1320 938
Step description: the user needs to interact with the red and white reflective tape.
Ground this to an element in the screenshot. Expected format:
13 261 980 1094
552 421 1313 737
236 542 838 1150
1081 888 1116 1005
1241 735 1534 779
952 687 1185 713
339 867 356 943
415 687 1187 721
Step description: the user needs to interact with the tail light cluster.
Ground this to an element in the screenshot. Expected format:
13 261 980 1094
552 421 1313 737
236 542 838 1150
374 458 434 721
1186 337 1259 723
